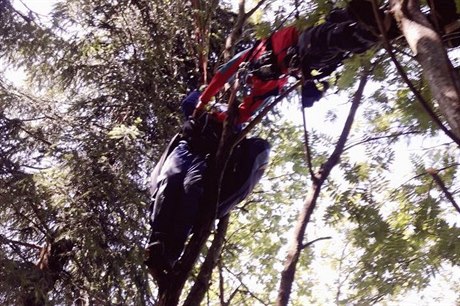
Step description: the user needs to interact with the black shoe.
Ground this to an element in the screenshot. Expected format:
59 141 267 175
144 241 172 287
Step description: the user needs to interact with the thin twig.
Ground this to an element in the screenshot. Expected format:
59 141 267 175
222 265 270 306
301 236 332 249
344 130 423 151
387 163 460 199
426 168 460 214
0 234 42 250
301 106 317 182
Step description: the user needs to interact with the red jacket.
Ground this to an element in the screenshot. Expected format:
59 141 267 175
197 26 299 123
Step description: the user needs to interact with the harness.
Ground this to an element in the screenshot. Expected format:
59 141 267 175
250 38 283 81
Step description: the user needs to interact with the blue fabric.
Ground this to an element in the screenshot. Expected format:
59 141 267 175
218 138 271 217
149 137 270 265
302 80 323 108
150 140 208 263
181 90 201 118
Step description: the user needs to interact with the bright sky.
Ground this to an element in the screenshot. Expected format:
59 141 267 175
13 0 53 14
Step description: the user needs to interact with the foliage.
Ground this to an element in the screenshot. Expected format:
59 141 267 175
0 0 459 305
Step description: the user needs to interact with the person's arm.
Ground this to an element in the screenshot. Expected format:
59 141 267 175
195 49 250 114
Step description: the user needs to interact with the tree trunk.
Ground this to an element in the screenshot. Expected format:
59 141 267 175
276 69 370 306
390 0 460 139
15 239 74 306
183 215 230 306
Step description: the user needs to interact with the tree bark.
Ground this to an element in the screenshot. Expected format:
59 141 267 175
183 215 230 306
191 0 220 84
276 69 370 306
10 238 74 306
389 0 460 140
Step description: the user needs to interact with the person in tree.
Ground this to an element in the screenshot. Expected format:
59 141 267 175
145 0 460 286
143 8 382 281
194 0 460 120
192 4 378 121
145 90 271 285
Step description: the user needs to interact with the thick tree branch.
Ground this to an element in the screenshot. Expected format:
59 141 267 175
371 0 460 147
276 67 371 306
183 215 230 306
388 0 460 141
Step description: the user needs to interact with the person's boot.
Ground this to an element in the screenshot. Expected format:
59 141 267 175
144 240 172 289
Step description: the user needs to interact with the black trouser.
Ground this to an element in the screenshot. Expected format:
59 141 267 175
148 135 270 266
298 8 377 77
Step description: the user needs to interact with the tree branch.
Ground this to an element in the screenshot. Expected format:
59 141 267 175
387 0 460 142
276 67 371 306
300 236 332 249
426 168 460 214
222 265 270 306
343 130 423 151
245 0 269 20
183 215 230 306
372 0 460 147
0 234 42 250
218 260 226 305
387 163 460 199
301 107 317 182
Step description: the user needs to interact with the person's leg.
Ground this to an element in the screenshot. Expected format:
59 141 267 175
298 16 374 77
325 18 378 54
146 141 198 274
171 151 208 256
217 137 271 218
